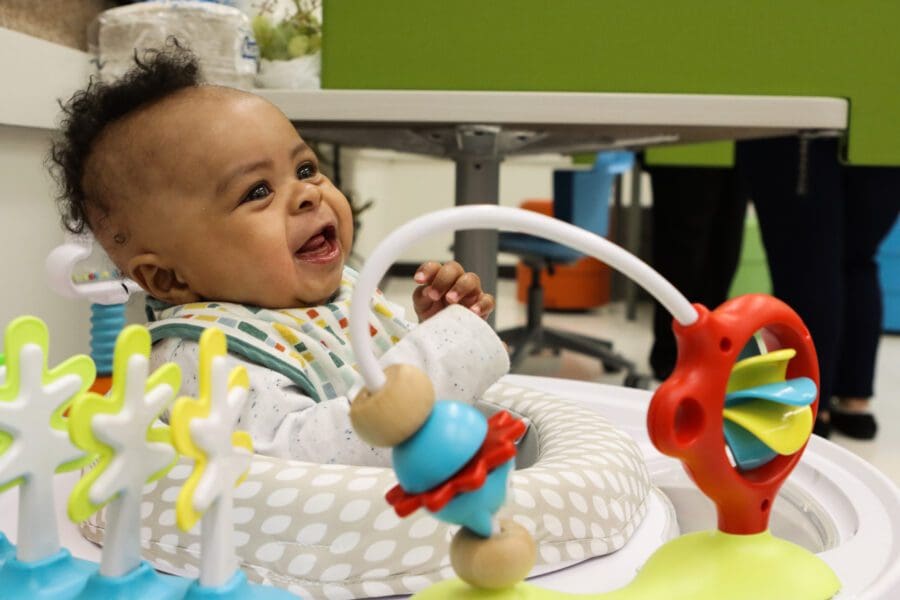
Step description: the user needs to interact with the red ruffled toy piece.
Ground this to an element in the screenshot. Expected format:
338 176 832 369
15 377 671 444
386 410 526 517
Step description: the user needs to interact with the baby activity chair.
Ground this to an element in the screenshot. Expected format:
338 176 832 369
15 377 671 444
44 234 650 597
0 205 838 599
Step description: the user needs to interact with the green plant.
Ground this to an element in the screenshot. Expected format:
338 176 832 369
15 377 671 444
252 0 322 61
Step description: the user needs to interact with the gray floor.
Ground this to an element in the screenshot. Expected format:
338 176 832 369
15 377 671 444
383 278 900 486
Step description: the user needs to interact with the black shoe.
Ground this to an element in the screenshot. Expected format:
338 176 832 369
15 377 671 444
830 409 878 440
813 415 832 439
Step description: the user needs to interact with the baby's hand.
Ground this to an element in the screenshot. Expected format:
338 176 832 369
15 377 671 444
413 261 495 322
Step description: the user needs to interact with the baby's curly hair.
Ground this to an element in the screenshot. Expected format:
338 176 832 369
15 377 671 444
49 42 202 234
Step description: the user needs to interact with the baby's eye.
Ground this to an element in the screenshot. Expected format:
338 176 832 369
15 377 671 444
242 182 271 203
297 162 317 180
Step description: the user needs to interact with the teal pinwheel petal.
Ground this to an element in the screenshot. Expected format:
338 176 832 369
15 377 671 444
725 377 817 408
724 420 779 471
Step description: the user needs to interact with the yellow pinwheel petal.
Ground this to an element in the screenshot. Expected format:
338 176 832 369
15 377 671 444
727 348 796 393
723 401 813 455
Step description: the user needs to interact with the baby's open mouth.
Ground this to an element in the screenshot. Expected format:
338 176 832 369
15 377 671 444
295 225 340 264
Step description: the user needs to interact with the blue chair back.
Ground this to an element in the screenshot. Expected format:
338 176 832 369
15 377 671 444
553 151 634 237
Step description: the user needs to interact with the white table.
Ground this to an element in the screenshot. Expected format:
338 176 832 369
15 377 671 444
258 89 849 310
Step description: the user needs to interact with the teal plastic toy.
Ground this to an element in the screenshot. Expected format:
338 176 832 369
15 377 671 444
0 532 12 564
182 570 298 600
73 559 191 600
0 548 98 598
434 460 513 537
393 400 488 493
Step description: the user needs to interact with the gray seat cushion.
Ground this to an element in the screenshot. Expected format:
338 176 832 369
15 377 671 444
81 382 650 598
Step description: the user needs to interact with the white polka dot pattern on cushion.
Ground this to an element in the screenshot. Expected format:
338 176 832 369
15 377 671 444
256 542 286 563
268 488 299 507
339 499 371 523
275 467 307 481
304 492 336 514
347 476 377 491
80 382 650 599
364 539 396 563
233 530 251 547
408 517 439 539
330 532 361 554
233 480 262 499
261 515 292 535
312 473 344 487
296 522 327 545
232 506 256 525
372 507 402 531
320 563 353 582
287 553 316 576
402 545 434 567
323 583 354 600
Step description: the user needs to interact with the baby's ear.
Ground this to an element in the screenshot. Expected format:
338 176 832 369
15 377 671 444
128 253 200 305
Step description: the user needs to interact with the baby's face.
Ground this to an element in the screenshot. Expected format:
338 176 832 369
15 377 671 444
107 89 354 307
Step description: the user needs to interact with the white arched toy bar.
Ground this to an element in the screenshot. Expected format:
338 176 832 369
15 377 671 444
350 205 699 391
346 205 842 599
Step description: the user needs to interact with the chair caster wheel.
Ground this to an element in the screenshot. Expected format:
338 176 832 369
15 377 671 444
450 518 536 590
602 362 623 374
624 373 654 389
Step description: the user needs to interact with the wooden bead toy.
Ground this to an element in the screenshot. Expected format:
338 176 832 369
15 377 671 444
449 518 536 590
350 363 435 447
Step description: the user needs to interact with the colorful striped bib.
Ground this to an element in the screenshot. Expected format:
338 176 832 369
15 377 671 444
147 268 412 402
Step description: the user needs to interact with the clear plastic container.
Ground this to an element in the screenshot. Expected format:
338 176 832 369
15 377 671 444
90 1 258 89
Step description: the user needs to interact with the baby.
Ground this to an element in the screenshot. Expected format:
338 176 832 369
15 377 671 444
50 46 508 466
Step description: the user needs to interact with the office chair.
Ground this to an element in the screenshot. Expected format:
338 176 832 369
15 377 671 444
497 152 646 386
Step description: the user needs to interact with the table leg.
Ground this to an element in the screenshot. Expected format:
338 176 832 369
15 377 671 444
454 154 501 327
625 165 644 321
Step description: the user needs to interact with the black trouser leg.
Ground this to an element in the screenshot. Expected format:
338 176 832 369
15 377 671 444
647 166 747 380
738 137 844 410
833 167 900 398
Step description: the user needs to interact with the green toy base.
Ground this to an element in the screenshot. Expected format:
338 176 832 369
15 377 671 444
414 530 840 600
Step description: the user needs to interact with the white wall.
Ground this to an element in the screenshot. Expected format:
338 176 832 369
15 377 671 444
0 28 103 363
344 149 652 268
0 125 94 363
345 149 576 266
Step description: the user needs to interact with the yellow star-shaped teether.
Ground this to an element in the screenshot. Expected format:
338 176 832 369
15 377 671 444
169 328 253 532
67 325 181 523
0 316 95 492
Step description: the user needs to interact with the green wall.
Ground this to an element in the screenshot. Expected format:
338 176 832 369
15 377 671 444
322 1 899 166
